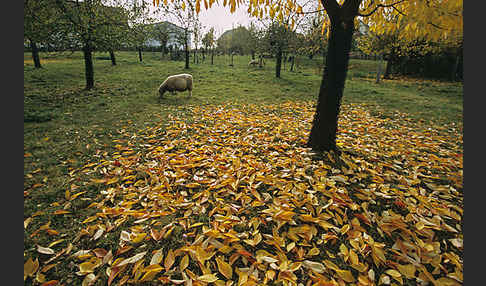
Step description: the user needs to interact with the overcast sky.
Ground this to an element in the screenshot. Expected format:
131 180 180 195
197 3 254 37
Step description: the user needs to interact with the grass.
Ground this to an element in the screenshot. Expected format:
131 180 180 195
24 51 463 284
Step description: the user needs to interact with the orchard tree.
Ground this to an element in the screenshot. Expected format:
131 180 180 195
154 0 463 152
95 5 130 66
54 0 130 89
158 0 196 69
24 0 66 68
128 0 156 62
202 27 216 64
151 23 170 59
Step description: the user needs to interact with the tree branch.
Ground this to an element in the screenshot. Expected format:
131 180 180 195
357 0 405 17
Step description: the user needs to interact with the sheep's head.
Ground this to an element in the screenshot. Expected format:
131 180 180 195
158 85 166 98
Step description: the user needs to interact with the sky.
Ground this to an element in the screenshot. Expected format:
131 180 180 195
197 3 254 37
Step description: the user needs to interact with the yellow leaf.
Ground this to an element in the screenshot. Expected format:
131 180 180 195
24 258 39 280
53 210 71 215
396 264 416 279
140 269 162 282
82 274 96 286
131 233 147 243
386 269 402 278
336 269 355 282
349 249 359 265
150 249 164 265
302 260 326 273
416 221 425 230
180 255 189 272
198 273 219 282
116 251 147 267
24 217 33 229
36 271 46 283
216 256 232 279
164 249 175 270
70 191 86 200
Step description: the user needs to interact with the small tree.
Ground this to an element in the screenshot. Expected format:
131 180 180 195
54 0 129 89
202 27 216 65
128 1 155 62
159 0 195 69
24 0 65 68
151 23 170 59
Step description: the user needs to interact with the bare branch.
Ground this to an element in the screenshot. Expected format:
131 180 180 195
358 0 405 17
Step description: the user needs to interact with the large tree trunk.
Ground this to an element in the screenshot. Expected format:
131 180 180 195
384 58 392 79
307 19 355 152
82 44 94 90
211 49 214 65
138 47 143 62
275 48 282 78
109 49 116 66
376 54 383 83
30 40 42 68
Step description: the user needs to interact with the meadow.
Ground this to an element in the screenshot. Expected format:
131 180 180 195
24 51 463 285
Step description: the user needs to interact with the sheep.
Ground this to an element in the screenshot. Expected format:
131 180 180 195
248 59 259 67
158 73 193 99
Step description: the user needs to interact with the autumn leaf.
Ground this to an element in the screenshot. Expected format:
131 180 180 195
198 273 219 283
24 257 39 280
216 256 232 279
164 249 175 270
37 245 55 255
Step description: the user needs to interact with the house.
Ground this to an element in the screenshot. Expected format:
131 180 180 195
145 21 191 51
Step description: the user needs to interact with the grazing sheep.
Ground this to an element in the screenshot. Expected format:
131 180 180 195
158 73 193 99
248 59 259 67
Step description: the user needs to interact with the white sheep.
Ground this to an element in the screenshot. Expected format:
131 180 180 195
158 73 193 99
248 59 259 67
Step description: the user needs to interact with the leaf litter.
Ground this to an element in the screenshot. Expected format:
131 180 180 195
24 102 463 285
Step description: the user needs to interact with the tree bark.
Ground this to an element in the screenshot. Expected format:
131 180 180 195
211 49 214 65
138 47 143 62
450 51 460 81
307 18 355 152
30 40 42 68
185 41 190 69
376 54 383 83
109 49 116 66
290 55 295 72
82 44 95 90
384 58 392 79
275 48 282 78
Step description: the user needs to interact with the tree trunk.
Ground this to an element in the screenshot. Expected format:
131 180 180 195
109 49 116 66
82 44 95 90
30 40 42 68
376 54 383 83
450 51 460 81
251 51 255 60
138 47 143 62
290 55 295 72
276 48 282 78
384 58 392 79
185 42 190 69
211 49 214 65
307 19 355 152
